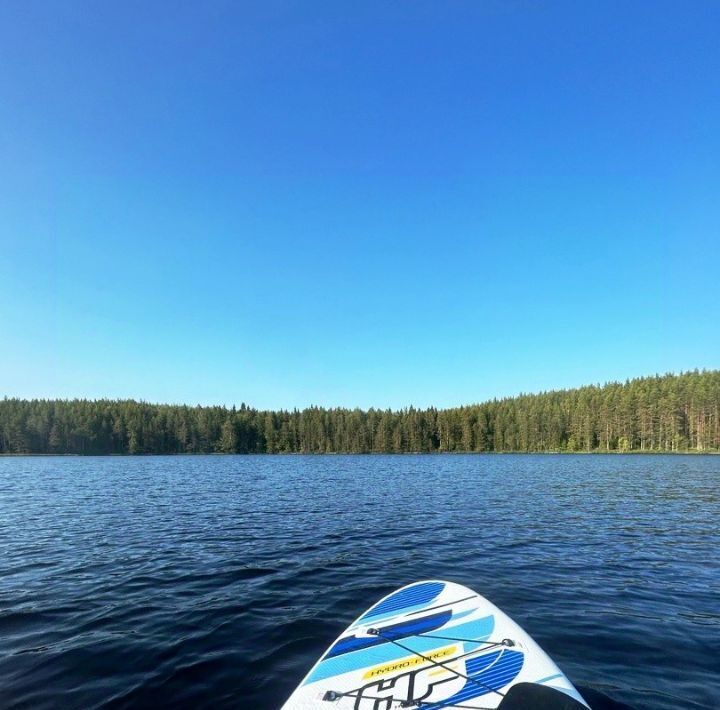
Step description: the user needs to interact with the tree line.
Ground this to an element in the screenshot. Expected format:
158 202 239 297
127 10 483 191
1 370 718 455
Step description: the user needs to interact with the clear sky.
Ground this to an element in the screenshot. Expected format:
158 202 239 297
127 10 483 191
1 1 718 410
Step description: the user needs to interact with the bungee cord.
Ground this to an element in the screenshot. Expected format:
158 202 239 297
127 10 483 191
414 634 515 649
323 628 520 709
368 627 508 699
324 688 497 710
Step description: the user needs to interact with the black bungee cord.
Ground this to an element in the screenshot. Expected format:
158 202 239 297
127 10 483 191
323 628 519 708
324 688 497 709
367 628 507 699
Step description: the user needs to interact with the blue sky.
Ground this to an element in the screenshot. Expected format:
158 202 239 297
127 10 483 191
1 1 718 410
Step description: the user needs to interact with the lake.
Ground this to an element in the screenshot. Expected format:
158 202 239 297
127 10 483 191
0 454 717 709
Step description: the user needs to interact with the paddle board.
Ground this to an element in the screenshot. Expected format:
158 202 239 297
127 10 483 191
282 580 589 709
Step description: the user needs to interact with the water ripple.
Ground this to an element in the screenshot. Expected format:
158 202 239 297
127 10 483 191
0 454 718 709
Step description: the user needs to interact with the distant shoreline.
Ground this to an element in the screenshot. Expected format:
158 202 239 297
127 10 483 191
1 450 718 457
2 370 719 455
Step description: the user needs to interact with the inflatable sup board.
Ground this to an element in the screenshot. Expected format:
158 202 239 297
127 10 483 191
282 580 589 709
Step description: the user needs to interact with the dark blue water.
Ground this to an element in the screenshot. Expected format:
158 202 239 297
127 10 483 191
0 455 718 709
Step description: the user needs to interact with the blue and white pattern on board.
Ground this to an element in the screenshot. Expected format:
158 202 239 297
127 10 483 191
325 611 452 659
422 649 524 709
359 581 445 621
283 580 590 710
304 611 494 684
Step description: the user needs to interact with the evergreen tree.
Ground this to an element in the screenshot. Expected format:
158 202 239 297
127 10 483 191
0 371 718 455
